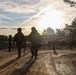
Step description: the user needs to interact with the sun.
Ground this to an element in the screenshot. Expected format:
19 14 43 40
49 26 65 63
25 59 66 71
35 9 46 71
38 8 65 31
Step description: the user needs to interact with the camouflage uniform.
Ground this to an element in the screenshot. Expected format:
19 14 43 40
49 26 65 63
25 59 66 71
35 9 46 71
13 28 26 58
29 27 42 59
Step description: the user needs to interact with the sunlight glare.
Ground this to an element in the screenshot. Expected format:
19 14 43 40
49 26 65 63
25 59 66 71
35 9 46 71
39 8 65 31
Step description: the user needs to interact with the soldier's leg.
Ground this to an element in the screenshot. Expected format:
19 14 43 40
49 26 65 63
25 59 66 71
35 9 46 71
34 46 38 59
8 43 11 52
17 47 21 58
31 45 35 58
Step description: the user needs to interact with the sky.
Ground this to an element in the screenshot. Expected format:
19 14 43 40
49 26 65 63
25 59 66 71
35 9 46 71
0 0 76 36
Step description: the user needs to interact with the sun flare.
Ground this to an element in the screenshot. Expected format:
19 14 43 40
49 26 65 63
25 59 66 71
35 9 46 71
38 8 65 31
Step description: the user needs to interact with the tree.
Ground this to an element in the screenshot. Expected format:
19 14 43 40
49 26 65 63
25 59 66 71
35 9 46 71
63 0 76 8
42 27 55 35
69 18 76 39
56 29 65 37
0 35 8 41
64 18 76 40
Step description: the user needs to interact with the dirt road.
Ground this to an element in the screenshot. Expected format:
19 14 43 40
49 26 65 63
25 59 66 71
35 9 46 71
0 49 76 75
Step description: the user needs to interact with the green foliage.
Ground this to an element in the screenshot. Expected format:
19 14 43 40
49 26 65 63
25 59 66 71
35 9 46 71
56 29 65 37
65 18 76 40
42 27 55 35
0 35 8 41
70 18 76 38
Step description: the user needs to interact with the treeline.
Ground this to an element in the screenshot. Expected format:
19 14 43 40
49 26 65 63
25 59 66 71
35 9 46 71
56 18 76 41
0 35 29 49
0 35 8 41
0 35 8 49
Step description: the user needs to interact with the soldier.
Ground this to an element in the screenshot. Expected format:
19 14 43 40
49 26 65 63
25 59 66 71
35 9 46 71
13 28 26 59
52 39 58 55
8 35 12 52
29 27 42 59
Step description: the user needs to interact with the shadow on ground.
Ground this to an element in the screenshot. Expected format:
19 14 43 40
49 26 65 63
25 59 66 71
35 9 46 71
25 53 76 75
0 58 18 70
10 58 35 75
1 51 76 75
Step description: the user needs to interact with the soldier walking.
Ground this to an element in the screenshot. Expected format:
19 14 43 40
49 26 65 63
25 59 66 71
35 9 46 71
13 28 26 59
29 27 42 59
